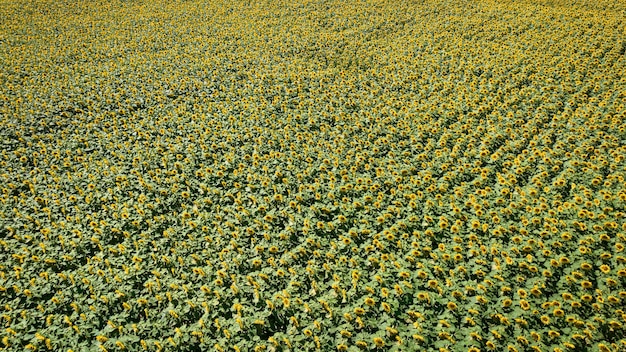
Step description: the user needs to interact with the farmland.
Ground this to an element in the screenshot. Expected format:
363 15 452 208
1 0 626 351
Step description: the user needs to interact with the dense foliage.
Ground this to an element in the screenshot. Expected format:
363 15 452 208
1 0 626 351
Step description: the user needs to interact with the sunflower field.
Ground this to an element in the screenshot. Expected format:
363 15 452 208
1 0 626 351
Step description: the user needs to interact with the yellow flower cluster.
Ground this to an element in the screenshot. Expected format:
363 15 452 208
0 0 625 350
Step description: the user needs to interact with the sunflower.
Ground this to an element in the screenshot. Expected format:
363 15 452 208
607 296 620 304
447 302 457 310
373 337 385 348
519 300 530 310
355 341 367 348
417 292 429 301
